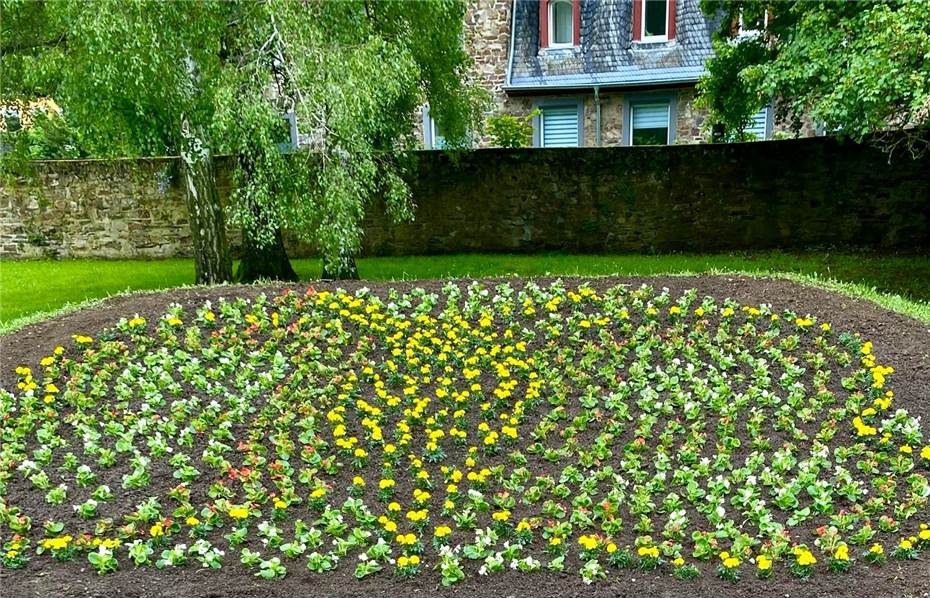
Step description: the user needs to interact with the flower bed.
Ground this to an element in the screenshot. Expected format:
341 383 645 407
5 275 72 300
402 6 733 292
2 281 928 588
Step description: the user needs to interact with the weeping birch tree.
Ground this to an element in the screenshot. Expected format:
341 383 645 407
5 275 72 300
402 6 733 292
2 0 483 281
224 0 484 279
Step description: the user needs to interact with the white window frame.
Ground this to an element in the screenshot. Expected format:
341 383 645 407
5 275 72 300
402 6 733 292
548 0 575 49
430 119 445 149
623 93 677 146
737 9 769 38
641 0 669 43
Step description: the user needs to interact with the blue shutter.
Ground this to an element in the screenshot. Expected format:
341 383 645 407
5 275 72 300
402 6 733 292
746 106 768 139
542 106 579 147
632 103 670 130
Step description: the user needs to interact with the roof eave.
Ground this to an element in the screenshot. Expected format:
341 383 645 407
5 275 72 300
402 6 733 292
504 76 702 93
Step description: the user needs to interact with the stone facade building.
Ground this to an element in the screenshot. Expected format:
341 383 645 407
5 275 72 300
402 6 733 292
421 0 816 149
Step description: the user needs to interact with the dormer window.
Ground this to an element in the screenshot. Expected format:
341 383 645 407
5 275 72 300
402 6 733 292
539 0 580 50
549 0 574 47
643 0 667 41
737 9 769 38
632 0 676 43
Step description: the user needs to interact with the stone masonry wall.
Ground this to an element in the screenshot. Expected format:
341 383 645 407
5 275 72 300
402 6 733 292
2 134 927 260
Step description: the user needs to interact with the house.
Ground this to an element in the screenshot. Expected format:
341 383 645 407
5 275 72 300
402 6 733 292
422 0 817 149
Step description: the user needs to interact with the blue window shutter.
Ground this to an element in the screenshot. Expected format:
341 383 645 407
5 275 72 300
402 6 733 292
632 103 669 130
746 106 768 139
542 106 579 147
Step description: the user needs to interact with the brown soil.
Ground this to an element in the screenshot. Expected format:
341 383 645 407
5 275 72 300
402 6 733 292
1 275 929 598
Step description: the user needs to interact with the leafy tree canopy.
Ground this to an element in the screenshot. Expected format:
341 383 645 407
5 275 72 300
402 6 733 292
697 0 930 149
1 0 484 278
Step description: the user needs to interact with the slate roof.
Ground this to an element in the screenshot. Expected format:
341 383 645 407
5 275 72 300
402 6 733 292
506 0 719 91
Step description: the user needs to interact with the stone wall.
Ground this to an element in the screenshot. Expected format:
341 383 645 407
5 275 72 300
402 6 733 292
0 158 240 259
2 134 927 260
360 135 929 254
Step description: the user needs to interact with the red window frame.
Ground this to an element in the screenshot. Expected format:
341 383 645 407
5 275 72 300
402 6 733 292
633 0 677 42
539 0 581 49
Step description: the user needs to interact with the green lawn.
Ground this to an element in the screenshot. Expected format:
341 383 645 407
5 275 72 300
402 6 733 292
2 252 929 329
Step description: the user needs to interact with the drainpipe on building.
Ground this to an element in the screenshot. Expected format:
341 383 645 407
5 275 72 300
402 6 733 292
594 86 601 146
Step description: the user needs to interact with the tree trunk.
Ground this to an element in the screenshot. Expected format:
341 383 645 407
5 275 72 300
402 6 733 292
238 227 298 282
180 119 232 285
321 246 359 280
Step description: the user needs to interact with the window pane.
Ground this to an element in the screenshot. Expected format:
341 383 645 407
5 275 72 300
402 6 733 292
644 0 667 38
542 106 579 147
631 103 670 145
432 120 447 149
746 107 767 140
552 1 573 45
632 128 668 145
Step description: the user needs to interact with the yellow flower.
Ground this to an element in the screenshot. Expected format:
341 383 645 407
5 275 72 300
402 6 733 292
40 356 55 367
41 535 72 551
756 555 772 570
186 516 201 526
379 479 396 490
694 307 705 317
834 545 849 561
900 445 913 454
637 546 659 558
672 556 684 566
578 535 598 550
354 448 368 458
397 556 409 567
899 539 913 550
228 506 249 520
434 526 452 538
310 487 327 499
408 555 420 565
796 549 816 566
549 536 562 546
721 307 734 317
204 311 216 322
723 557 741 569
921 446 930 460
820 323 831 332
492 510 511 522
273 498 287 509
149 523 165 537
669 306 682 315
918 529 930 541
869 543 884 555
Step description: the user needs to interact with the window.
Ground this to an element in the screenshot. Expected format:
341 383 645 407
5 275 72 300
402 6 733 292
535 104 581 147
745 105 770 140
737 9 768 38
430 119 447 149
549 0 574 47
642 0 668 41
630 102 670 145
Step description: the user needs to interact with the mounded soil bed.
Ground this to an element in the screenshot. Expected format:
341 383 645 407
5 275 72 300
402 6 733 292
1 275 929 598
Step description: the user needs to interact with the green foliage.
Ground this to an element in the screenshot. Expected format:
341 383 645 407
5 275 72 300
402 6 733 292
1 0 484 272
698 0 930 149
486 109 539 148
226 0 485 268
694 38 772 142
